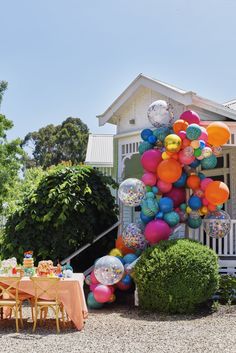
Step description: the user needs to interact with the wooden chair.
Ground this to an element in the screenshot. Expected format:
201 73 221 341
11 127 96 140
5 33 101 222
30 277 65 333
0 277 23 332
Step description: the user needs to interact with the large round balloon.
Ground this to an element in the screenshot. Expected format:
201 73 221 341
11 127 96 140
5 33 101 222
144 219 171 245
186 124 202 140
203 210 231 238
153 127 170 142
93 285 112 303
200 155 217 170
173 119 189 134
147 100 174 128
205 181 229 205
94 256 124 285
180 110 201 125
87 292 103 309
138 141 153 155
163 211 180 227
141 149 162 173
157 159 182 183
118 178 146 206
206 122 230 147
164 187 186 208
164 134 182 153
122 223 147 250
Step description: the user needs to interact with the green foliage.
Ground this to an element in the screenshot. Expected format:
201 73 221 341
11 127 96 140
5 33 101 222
2 165 118 262
23 117 89 168
218 275 236 303
0 81 8 106
134 239 220 314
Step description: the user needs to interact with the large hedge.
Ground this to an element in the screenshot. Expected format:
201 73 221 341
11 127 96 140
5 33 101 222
1 165 118 262
134 239 220 313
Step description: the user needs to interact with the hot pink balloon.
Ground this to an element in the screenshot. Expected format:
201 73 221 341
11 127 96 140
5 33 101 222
90 270 100 284
90 283 99 291
141 149 162 173
178 150 195 165
164 187 186 208
178 130 187 140
199 127 208 142
145 220 171 245
200 178 213 191
157 180 172 193
142 172 157 186
93 285 112 303
180 110 201 125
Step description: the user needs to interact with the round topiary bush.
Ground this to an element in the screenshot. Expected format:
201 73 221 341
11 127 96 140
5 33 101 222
134 239 220 313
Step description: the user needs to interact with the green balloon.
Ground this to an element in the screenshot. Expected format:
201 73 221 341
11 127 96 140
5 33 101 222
87 292 103 309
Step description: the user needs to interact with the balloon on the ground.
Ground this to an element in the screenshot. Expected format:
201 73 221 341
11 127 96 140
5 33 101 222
203 210 231 238
205 181 229 205
206 122 230 146
116 281 132 291
147 100 174 128
93 285 112 303
157 159 182 183
90 270 100 284
94 256 124 285
87 292 103 309
144 219 171 244
118 178 146 206
122 223 147 250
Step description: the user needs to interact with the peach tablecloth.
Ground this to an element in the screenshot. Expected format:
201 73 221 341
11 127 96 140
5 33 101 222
0 274 88 331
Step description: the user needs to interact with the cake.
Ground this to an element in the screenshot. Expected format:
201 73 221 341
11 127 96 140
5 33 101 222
23 251 35 277
23 257 34 268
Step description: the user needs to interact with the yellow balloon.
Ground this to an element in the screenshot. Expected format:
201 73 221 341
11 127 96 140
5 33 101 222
186 206 192 214
164 134 182 153
109 248 123 257
200 206 208 215
190 140 200 149
162 151 170 160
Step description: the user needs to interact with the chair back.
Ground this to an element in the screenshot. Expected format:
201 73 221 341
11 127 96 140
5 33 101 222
0 277 21 301
31 277 60 303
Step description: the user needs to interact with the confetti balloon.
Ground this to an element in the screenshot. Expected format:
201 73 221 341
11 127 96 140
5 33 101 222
147 100 174 128
186 124 202 140
118 178 146 206
94 256 124 285
122 223 147 250
201 147 212 158
203 210 231 238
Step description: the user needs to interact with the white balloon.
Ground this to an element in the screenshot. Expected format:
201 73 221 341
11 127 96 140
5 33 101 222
147 100 174 128
118 178 146 207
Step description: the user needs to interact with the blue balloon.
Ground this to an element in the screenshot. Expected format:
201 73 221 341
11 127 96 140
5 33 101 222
155 211 164 219
141 129 153 141
148 135 157 144
180 203 187 211
152 186 158 194
122 274 132 285
199 140 206 149
123 253 138 264
198 172 206 180
163 211 180 227
188 216 202 229
201 155 217 170
116 256 125 265
159 197 174 213
140 212 154 224
188 195 202 210
153 127 170 142
87 292 103 309
174 172 187 188
189 159 200 168
138 141 153 155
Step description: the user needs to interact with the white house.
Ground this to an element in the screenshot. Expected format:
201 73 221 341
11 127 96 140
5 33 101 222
87 73 236 272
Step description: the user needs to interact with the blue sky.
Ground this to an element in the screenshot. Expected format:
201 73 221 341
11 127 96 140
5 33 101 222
1 0 236 140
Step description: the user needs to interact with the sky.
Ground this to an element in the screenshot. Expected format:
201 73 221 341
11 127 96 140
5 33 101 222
1 0 236 140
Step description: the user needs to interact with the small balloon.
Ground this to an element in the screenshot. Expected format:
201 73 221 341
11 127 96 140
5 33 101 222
204 210 231 238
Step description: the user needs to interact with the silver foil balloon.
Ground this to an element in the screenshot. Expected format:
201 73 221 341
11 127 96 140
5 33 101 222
203 210 231 239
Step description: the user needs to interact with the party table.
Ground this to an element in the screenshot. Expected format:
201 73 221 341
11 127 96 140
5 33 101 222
0 274 88 331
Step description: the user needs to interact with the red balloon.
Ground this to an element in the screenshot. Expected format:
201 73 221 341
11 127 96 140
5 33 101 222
164 187 186 208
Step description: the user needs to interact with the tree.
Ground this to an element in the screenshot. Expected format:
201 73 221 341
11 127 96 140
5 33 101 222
0 81 8 106
23 117 89 168
2 165 118 262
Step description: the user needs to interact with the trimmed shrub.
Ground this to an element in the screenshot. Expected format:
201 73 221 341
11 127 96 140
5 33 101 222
134 239 220 313
218 275 236 303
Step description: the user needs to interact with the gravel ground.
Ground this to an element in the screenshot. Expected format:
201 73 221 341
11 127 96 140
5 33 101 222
0 305 235 353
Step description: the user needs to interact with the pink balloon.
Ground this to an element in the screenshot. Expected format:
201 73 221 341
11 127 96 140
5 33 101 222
200 178 213 191
145 220 171 245
164 187 186 208
180 110 201 125
178 150 195 165
178 130 187 140
202 197 209 206
90 270 100 284
157 180 172 193
108 286 115 294
199 127 208 142
141 172 157 186
94 285 112 303
141 149 162 173
90 283 99 291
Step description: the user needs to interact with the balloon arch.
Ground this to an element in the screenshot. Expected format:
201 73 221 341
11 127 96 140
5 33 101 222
86 100 231 309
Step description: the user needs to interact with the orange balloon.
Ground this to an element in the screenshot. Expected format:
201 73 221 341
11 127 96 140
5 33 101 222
173 119 189 134
208 204 217 212
115 235 135 255
206 122 230 147
187 175 201 190
205 181 229 205
182 138 191 148
157 159 182 183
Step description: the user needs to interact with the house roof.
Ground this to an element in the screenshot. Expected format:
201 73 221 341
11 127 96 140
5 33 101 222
224 99 236 110
85 134 113 166
97 73 236 126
